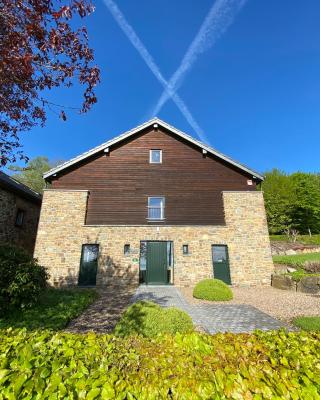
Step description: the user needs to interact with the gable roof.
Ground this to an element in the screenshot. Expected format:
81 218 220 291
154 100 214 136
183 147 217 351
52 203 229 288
44 118 264 181
0 171 42 204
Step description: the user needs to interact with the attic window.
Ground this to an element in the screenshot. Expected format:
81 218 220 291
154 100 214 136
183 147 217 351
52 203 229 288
150 150 162 164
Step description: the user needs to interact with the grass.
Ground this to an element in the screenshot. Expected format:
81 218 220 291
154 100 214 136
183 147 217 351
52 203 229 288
0 288 97 330
193 279 233 301
270 234 320 245
293 316 320 331
272 252 320 267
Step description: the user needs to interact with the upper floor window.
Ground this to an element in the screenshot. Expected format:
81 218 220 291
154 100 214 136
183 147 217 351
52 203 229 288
150 149 162 164
15 209 25 227
148 197 165 220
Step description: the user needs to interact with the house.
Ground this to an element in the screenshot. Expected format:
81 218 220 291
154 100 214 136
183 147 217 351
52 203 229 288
0 171 42 254
34 118 273 287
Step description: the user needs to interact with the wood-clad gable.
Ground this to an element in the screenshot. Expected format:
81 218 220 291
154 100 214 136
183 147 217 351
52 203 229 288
51 126 256 225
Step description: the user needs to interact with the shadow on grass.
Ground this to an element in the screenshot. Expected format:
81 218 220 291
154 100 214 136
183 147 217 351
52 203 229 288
0 288 98 330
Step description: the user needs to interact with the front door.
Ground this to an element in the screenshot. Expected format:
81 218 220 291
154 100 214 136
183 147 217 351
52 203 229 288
146 241 168 284
212 245 231 285
78 244 99 286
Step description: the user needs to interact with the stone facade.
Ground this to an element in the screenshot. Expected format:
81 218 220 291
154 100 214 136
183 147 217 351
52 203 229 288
34 189 273 288
0 188 41 254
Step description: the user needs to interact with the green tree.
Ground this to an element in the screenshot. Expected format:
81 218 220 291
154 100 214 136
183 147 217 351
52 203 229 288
8 156 56 194
261 170 320 235
290 173 320 234
260 169 294 234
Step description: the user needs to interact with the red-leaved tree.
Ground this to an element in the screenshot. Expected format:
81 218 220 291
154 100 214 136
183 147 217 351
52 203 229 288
0 0 100 165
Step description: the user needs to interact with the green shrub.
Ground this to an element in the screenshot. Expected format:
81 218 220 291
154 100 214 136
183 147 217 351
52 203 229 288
293 316 320 331
193 279 233 301
0 329 319 399
114 301 193 337
0 245 48 314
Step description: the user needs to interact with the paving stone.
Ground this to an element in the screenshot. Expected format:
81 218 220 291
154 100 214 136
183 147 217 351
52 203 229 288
133 286 288 333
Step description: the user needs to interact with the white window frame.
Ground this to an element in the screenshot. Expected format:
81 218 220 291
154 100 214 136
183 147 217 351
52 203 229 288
149 149 162 164
147 196 165 220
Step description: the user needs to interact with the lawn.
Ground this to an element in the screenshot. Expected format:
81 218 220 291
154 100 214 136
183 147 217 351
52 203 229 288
293 316 320 331
0 288 97 330
270 234 320 245
272 252 320 267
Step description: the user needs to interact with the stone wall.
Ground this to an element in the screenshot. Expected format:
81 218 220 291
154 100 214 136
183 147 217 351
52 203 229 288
34 190 274 287
0 188 41 254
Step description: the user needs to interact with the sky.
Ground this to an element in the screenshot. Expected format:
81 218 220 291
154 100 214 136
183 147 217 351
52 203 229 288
12 0 320 174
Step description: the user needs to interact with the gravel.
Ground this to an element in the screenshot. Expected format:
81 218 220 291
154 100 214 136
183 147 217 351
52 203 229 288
180 286 320 323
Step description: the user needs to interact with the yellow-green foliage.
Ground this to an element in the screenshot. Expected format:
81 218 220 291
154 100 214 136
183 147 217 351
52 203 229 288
114 301 193 337
193 279 233 301
0 329 319 399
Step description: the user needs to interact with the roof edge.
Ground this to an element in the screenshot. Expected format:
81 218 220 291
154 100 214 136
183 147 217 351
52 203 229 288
44 118 264 181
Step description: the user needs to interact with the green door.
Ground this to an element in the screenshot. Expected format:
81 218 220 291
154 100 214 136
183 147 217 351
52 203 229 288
146 241 168 285
212 245 231 285
78 244 99 286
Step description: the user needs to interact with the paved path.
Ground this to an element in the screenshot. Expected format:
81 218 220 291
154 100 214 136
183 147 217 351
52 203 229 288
133 286 287 333
67 286 135 333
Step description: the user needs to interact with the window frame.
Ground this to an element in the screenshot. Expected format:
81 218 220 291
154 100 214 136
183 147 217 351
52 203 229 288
147 196 165 220
15 208 25 227
149 149 162 164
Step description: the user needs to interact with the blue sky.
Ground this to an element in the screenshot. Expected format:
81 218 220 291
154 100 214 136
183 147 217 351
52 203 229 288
14 0 320 173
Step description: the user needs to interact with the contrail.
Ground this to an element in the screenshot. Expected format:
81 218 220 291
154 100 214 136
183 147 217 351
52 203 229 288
152 0 248 116
102 0 209 143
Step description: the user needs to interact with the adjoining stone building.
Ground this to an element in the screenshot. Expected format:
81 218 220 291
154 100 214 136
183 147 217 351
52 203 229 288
34 118 273 288
0 171 42 254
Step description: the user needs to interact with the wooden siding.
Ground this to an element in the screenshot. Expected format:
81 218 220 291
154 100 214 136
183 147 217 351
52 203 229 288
51 127 257 225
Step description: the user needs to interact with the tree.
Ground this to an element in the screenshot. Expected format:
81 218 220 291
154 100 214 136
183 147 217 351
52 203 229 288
261 169 320 235
0 0 100 166
260 169 294 234
9 156 59 193
290 173 320 234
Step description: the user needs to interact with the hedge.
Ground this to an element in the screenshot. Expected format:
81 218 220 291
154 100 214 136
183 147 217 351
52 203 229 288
0 329 319 399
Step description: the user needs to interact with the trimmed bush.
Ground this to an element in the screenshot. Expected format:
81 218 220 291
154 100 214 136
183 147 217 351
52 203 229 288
0 245 48 314
193 278 233 301
0 329 319 398
114 301 193 337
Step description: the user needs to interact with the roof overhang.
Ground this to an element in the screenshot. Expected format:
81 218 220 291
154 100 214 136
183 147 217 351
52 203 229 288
44 118 264 181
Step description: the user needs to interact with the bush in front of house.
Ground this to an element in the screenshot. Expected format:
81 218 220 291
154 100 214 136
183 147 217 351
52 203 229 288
114 300 193 337
0 245 49 314
193 278 233 301
0 329 319 398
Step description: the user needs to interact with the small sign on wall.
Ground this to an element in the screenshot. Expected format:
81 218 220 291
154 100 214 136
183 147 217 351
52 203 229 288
247 179 253 186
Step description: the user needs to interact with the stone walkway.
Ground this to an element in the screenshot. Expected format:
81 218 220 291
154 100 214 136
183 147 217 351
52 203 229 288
67 286 135 333
133 286 288 333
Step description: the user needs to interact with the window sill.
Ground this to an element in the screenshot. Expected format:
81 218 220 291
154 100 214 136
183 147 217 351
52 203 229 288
146 218 166 222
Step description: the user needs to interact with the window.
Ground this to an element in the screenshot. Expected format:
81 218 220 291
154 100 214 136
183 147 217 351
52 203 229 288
148 197 165 220
150 149 162 164
15 209 25 227
182 244 189 255
124 244 130 255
